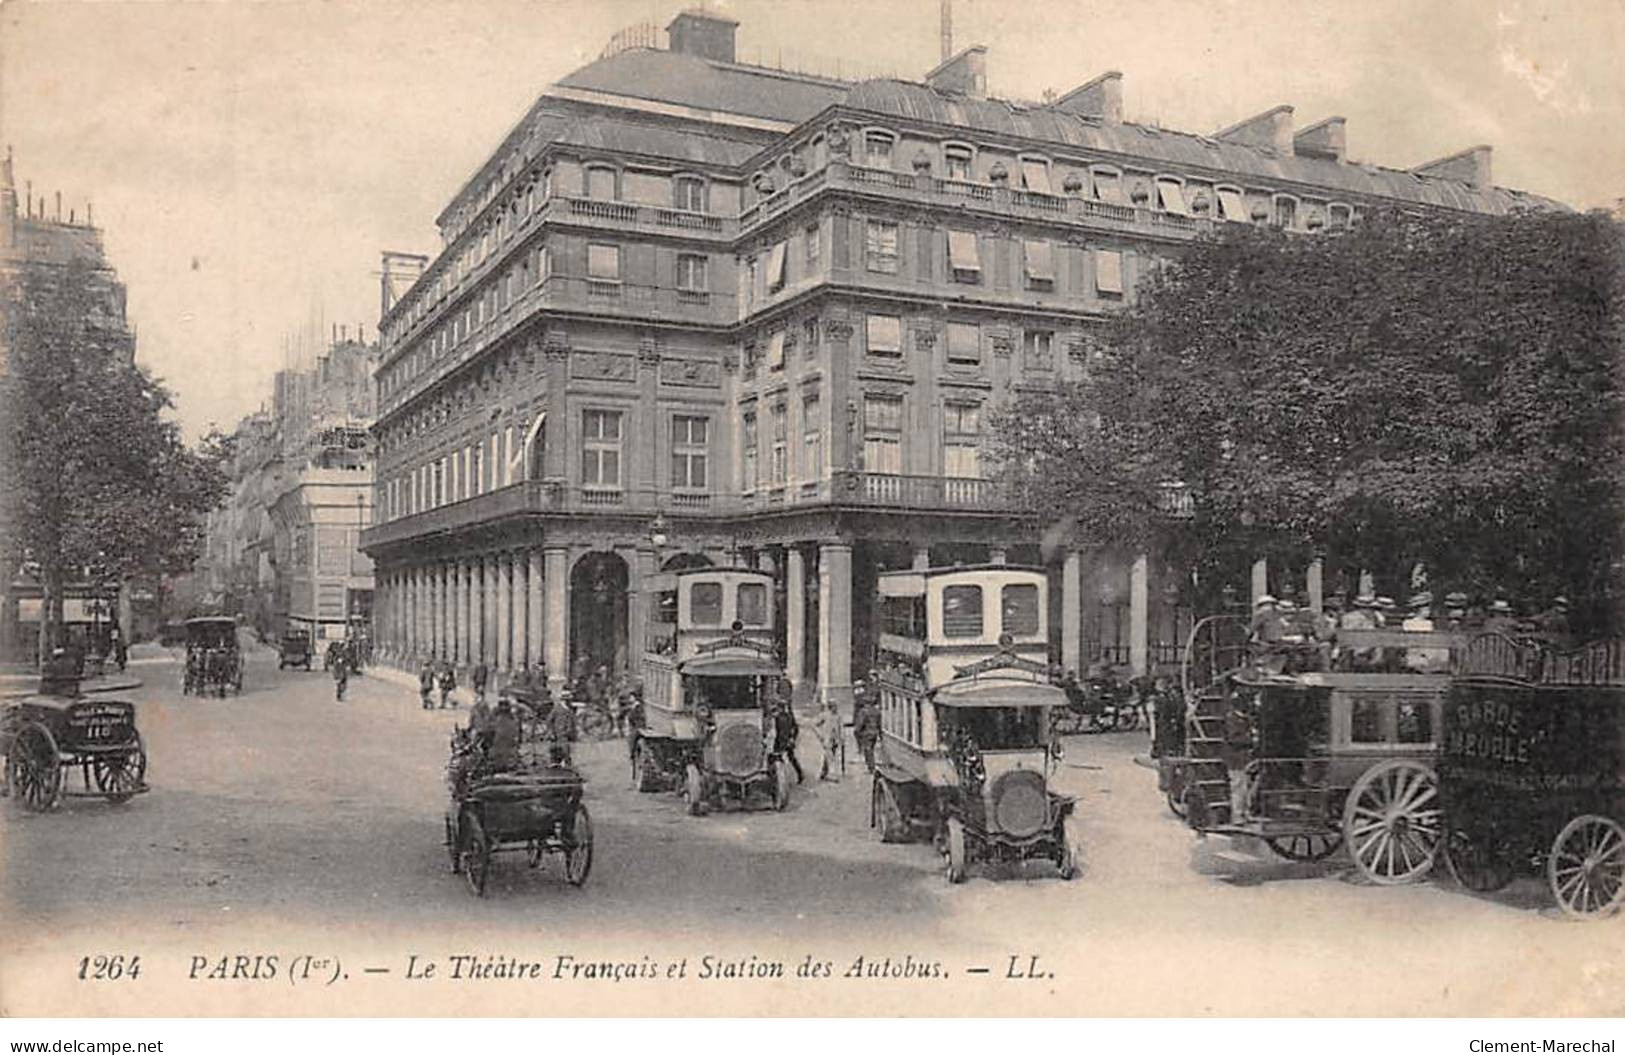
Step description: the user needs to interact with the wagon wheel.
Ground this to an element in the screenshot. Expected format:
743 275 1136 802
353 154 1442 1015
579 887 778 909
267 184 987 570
1264 831 1344 863
772 759 793 811
526 839 545 868
459 813 490 896
1164 764 1189 819
873 777 908 843
91 734 147 805
444 814 461 873
8 723 62 812
943 816 968 884
1056 815 1082 880
1547 814 1625 920
684 763 708 816
1085 709 1111 734
1342 760 1441 885
563 805 593 887
1442 824 1518 894
579 707 612 741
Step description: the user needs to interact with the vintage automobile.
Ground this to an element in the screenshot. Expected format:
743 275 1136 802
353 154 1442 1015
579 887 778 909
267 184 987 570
1439 633 1625 919
182 617 243 697
443 723 591 897
869 564 1079 883
277 628 313 671
1169 624 1461 883
635 567 792 815
3 687 149 811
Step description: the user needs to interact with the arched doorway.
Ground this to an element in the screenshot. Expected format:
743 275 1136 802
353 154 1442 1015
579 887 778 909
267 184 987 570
569 551 629 682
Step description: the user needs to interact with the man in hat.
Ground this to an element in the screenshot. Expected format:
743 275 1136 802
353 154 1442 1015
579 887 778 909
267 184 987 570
767 685 803 784
852 683 882 775
1403 592 1449 672
486 692 523 771
437 659 458 710
1373 597 1397 629
1484 599 1518 636
1339 596 1379 671
1443 592 1470 632
547 687 577 766
1249 596 1283 645
1534 596 1572 644
418 656 436 711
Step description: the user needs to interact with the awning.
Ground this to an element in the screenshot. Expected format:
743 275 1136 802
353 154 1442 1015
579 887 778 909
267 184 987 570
1218 188 1248 222
934 679 1066 708
767 240 787 290
1157 180 1189 216
767 330 786 369
947 230 980 272
1095 249 1124 294
1023 239 1054 282
679 655 783 678
1020 159 1052 194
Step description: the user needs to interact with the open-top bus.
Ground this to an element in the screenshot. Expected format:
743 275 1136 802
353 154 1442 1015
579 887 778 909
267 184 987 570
869 564 1079 883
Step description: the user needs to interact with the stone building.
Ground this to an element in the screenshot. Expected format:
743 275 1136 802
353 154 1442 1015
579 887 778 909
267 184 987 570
362 10 1554 702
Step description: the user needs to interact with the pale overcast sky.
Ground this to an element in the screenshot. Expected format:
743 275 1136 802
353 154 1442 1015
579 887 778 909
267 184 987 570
3 0 1621 439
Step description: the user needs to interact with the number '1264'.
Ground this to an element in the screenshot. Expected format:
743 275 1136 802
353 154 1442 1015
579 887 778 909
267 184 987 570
78 955 140 980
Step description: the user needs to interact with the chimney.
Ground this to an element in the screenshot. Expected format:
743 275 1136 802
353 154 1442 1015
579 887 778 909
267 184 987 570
666 9 739 63
1294 116 1346 162
1051 71 1123 124
1215 105 1296 155
1412 145 1492 190
925 44 987 98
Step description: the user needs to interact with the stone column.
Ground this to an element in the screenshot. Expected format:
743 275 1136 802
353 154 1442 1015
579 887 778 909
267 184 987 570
817 540 853 712
1129 552 1149 678
1251 558 1269 608
448 561 462 665
461 560 475 667
786 545 806 696
497 551 513 673
1062 549 1082 675
409 566 421 660
628 546 653 681
527 548 545 671
544 547 568 690
1307 557 1325 615
437 562 449 660
482 555 497 666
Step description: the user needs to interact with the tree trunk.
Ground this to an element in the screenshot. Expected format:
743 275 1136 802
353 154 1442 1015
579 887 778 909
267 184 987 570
38 565 63 669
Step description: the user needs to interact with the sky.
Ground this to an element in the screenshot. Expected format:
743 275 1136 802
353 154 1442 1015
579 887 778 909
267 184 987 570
2 0 1621 440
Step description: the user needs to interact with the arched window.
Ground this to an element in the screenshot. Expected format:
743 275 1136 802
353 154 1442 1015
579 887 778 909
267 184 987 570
1272 193 1300 230
862 129 897 169
943 143 975 182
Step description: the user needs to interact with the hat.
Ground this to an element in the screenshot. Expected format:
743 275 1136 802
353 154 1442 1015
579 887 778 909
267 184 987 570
1354 594 1377 608
1554 596 1570 608
1254 595 1278 608
1376 596 1396 610
1277 599 1297 611
1445 591 1469 607
1409 591 1433 609
1489 599 1513 614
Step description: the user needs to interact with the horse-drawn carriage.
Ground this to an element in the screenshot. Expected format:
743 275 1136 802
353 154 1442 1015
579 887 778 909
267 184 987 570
182 617 243 696
3 691 148 811
277 628 313 671
1439 633 1625 919
1051 669 1146 734
870 565 1080 883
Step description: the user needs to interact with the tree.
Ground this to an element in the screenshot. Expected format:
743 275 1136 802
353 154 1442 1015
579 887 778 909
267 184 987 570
1 258 230 661
991 208 1625 631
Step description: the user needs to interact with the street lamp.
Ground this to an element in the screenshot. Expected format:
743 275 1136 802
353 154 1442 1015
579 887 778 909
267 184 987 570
648 511 669 552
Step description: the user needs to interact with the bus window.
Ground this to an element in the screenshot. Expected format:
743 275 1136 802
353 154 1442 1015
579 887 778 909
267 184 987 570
1001 583 1040 636
1350 695 1382 743
737 582 768 626
942 585 984 638
1395 696 1432 743
690 582 723 625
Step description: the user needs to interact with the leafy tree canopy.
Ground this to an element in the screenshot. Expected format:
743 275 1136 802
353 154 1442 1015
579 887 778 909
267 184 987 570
990 208 1624 628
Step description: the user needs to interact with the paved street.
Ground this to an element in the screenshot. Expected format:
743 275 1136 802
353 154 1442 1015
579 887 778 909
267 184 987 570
2 640 1621 1017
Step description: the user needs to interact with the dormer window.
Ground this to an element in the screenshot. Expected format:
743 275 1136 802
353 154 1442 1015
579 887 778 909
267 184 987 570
1019 157 1053 194
864 130 896 169
1155 177 1190 216
673 175 707 213
1273 195 1299 230
1327 203 1353 232
585 165 618 201
944 144 974 182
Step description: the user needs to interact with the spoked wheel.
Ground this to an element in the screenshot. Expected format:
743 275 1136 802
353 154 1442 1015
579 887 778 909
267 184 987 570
943 816 968 884
1342 760 1441 885
91 735 147 805
873 777 908 843
1264 831 1344 863
1548 814 1625 920
459 813 490 896
444 815 461 873
9 724 62 812
1056 816 1082 880
634 741 661 793
579 708 612 741
1442 824 1518 894
526 840 544 868
684 763 708 816
1164 764 1189 819
1085 711 1111 734
564 805 593 887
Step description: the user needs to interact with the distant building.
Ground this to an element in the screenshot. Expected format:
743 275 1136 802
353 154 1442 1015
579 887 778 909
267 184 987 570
362 10 1560 700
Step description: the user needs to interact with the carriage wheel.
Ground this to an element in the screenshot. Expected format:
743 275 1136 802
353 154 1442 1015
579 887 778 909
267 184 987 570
1056 816 1082 880
873 777 908 843
526 840 544 869
773 760 793 811
1264 831 1344 863
444 814 461 873
943 817 968 884
579 707 612 741
564 805 593 887
1163 764 1189 819
684 764 708 816
459 813 490 896
1442 824 1518 894
91 735 147 805
1548 814 1625 920
1085 710 1111 734
1342 760 1441 885
8 724 62 812
632 741 657 792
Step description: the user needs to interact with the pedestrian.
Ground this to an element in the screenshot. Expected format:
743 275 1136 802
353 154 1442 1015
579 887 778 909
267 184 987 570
853 694 881 775
331 646 349 701
468 691 493 742
814 701 843 781
109 623 128 672
769 687 803 784
418 657 435 711
548 688 577 766
438 660 458 709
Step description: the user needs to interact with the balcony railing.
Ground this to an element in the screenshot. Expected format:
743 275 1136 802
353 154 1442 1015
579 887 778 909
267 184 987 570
829 471 1017 512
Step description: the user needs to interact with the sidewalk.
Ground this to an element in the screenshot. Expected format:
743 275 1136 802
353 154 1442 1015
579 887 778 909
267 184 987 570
1 672 144 699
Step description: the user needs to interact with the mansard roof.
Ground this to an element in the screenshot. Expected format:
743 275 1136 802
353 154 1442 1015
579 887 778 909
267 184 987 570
550 113 764 168
556 47 850 125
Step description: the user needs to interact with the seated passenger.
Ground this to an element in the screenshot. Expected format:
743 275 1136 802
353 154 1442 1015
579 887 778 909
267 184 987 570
1402 593 1450 673
485 695 522 772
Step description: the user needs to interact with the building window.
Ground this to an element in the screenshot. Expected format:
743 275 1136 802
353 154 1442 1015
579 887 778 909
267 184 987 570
863 394 903 474
671 415 708 490
1019 157 1053 194
802 393 822 479
677 253 708 292
947 230 980 282
866 314 902 356
741 411 758 492
767 241 788 291
865 220 899 273
581 409 623 489
1023 329 1054 370
944 402 981 479
585 166 618 201
1092 168 1125 204
1095 250 1124 295
802 317 819 358
804 223 820 263
944 144 973 181
587 243 621 281
1328 203 1353 232
767 330 786 371
864 130 895 168
946 321 980 366
1274 195 1298 230
769 403 787 485
1217 187 1249 222
673 175 707 212
942 584 984 637
1155 177 1189 215
1023 239 1055 289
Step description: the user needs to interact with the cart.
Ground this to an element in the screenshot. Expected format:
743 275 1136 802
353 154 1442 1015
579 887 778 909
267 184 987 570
3 693 149 811
444 754 592 897
1439 633 1625 919
182 617 243 696
277 629 313 671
